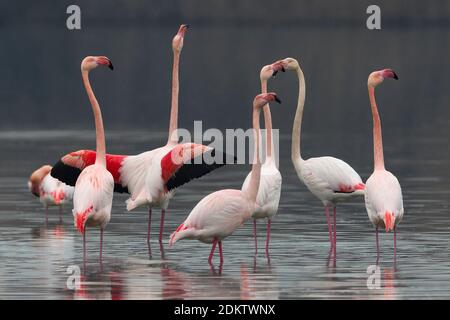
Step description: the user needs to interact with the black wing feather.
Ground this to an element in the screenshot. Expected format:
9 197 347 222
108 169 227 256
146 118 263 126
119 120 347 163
165 149 236 191
50 160 129 194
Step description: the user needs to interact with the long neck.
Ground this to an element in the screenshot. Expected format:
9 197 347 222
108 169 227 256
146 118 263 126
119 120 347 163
261 79 274 161
82 70 106 167
368 86 385 170
291 66 306 165
246 106 262 203
167 50 180 145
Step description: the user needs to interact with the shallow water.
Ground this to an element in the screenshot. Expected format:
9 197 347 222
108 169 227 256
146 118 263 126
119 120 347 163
0 129 449 300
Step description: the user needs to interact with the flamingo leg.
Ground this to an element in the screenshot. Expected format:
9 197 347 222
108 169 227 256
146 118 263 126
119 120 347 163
394 226 397 260
265 219 271 258
333 207 337 252
253 219 258 256
83 229 87 264
100 228 103 263
208 239 218 265
147 208 152 244
159 209 165 243
218 241 224 265
324 206 333 248
376 226 380 260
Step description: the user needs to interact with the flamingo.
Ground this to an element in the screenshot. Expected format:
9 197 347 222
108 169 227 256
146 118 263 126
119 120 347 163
50 25 229 245
28 165 74 217
364 69 403 259
169 93 281 265
73 55 114 263
272 58 365 251
241 63 282 257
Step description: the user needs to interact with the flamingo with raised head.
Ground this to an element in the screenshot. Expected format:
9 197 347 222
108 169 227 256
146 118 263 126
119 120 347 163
242 63 282 257
73 56 114 263
50 25 229 246
28 165 74 217
170 93 281 265
364 69 403 259
273 58 365 252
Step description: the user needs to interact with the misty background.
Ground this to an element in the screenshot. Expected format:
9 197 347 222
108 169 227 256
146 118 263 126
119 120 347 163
0 1 448 168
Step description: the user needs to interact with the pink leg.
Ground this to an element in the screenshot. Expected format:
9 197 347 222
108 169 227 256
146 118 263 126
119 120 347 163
208 239 218 265
83 229 87 263
324 206 333 248
376 227 380 258
265 219 271 257
100 228 103 263
218 241 224 265
394 226 397 260
253 219 258 256
333 207 337 252
159 209 165 243
147 208 152 244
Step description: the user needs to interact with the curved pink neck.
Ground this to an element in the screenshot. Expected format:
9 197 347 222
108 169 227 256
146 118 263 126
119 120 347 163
368 86 385 170
247 105 262 203
82 70 106 167
167 51 180 145
261 80 273 159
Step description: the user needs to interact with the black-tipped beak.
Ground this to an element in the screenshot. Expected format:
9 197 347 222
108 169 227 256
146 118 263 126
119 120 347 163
272 70 278 77
274 96 281 104
281 66 285 72
393 72 398 80
108 62 114 70
184 24 190 29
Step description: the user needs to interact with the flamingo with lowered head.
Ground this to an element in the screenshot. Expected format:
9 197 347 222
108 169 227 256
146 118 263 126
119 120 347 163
241 63 282 257
50 25 228 246
170 93 281 265
73 56 114 262
272 58 365 252
364 69 403 258
28 165 74 217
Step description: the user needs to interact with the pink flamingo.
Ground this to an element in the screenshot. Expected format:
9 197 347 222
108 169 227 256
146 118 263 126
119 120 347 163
241 62 282 257
51 25 224 246
272 58 365 252
170 93 281 265
28 165 74 217
73 56 114 262
364 69 404 259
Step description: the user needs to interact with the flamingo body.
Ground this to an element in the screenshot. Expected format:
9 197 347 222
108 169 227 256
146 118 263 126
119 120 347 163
242 161 281 219
39 174 74 207
170 189 253 245
294 156 364 206
365 170 403 231
73 164 114 233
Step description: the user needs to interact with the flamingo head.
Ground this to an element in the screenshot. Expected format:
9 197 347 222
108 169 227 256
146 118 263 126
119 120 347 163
172 24 189 53
272 57 299 73
253 92 281 110
383 211 396 232
368 69 398 87
260 64 282 81
28 165 52 197
81 56 114 72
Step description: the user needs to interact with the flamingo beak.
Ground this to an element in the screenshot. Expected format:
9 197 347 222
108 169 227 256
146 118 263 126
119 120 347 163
271 62 286 77
96 56 114 70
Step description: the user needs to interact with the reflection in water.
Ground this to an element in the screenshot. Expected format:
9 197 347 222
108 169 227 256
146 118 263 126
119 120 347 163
0 131 449 299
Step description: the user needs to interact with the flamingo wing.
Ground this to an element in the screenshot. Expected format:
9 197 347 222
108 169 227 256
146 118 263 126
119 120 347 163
51 150 128 193
165 147 236 192
302 156 364 194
